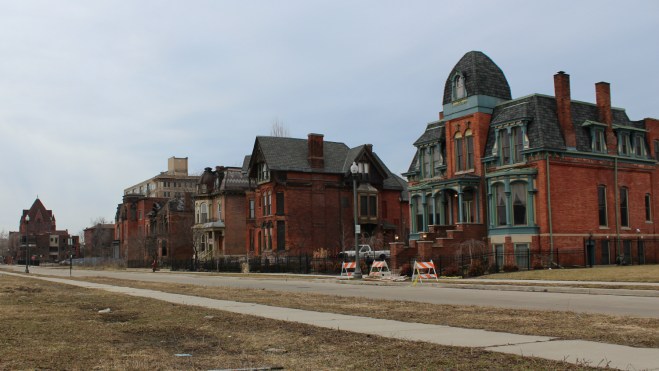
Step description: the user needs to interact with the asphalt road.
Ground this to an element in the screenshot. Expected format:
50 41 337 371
4 265 659 318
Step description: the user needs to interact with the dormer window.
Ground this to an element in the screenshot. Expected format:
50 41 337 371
452 73 466 100
495 124 526 166
633 134 646 157
257 162 270 182
591 127 606 153
618 132 630 155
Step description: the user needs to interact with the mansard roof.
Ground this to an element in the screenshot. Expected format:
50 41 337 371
442 51 512 105
485 94 640 155
413 121 444 146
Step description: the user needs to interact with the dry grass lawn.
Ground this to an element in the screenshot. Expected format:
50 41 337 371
484 265 659 283
77 276 659 349
0 275 597 370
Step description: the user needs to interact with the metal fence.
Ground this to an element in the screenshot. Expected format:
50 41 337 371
111 237 659 277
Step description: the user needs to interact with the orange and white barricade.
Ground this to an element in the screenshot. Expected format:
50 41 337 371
411 260 438 283
340 261 357 278
368 260 391 277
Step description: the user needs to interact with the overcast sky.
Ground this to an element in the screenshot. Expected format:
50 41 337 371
1 0 657 236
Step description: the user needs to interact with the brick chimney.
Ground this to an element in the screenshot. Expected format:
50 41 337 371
554 71 577 149
307 133 324 169
596 81 618 155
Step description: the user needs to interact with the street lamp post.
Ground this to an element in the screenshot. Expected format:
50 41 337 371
68 237 73 277
24 215 30 273
350 162 362 279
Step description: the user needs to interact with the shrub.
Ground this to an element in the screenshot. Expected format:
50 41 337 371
487 264 499 274
467 261 485 277
532 261 544 270
441 266 460 277
502 264 519 272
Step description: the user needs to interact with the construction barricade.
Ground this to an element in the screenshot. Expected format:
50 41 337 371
411 260 438 284
368 260 391 277
340 261 357 278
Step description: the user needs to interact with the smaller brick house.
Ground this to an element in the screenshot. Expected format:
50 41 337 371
83 223 116 258
192 166 250 259
147 195 195 262
245 134 409 258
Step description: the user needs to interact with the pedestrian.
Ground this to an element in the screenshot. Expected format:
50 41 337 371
151 259 158 272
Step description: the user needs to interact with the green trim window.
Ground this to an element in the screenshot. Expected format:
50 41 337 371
497 126 525 166
455 132 464 172
591 127 606 153
465 130 474 170
618 132 630 156
620 187 629 227
494 183 506 226
499 130 510 164
633 134 647 157
597 185 607 227
423 147 432 177
511 182 527 225
452 73 466 100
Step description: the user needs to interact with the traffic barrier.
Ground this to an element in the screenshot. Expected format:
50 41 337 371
368 260 391 277
340 261 356 278
411 260 438 283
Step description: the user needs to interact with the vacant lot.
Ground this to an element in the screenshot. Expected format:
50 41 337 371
75 276 659 348
0 275 596 370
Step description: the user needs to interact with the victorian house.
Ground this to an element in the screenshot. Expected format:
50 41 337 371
192 166 250 259
245 133 409 257
404 51 658 269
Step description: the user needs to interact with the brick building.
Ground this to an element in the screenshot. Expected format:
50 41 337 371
192 166 250 259
83 223 116 258
147 195 195 262
114 194 166 261
245 134 409 258
9 198 78 263
401 51 658 270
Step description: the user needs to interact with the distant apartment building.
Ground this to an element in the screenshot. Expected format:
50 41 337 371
123 157 200 198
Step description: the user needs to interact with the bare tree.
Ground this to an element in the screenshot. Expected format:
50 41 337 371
0 230 9 261
270 118 290 137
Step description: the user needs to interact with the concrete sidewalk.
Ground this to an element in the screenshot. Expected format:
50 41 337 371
3 271 658 370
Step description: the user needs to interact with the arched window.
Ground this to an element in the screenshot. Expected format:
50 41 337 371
620 187 629 227
454 132 463 172
453 73 466 100
511 182 527 225
414 197 424 232
598 185 607 226
494 184 507 226
465 129 474 170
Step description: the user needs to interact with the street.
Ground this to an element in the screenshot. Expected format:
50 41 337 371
4 265 658 319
